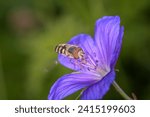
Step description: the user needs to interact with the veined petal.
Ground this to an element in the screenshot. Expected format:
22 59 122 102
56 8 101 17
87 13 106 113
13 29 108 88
94 16 124 68
111 26 124 67
80 70 115 100
48 72 98 100
58 34 98 71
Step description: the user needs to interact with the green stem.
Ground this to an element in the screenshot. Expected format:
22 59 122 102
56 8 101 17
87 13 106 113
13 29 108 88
75 93 81 100
112 81 132 100
75 89 85 100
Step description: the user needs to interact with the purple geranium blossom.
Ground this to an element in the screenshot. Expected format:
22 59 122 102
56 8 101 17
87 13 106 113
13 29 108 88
48 16 124 100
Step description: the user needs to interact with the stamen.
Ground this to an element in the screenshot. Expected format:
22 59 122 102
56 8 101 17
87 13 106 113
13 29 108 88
70 52 98 73
80 59 97 72
87 54 97 67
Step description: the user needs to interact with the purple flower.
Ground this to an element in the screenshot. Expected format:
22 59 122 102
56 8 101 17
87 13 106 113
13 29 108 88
48 16 124 100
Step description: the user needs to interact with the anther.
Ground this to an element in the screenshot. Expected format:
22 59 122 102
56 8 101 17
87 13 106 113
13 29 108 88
87 67 90 71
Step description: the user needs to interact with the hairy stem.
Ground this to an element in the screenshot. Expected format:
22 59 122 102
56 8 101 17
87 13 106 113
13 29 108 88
75 93 81 100
112 81 132 100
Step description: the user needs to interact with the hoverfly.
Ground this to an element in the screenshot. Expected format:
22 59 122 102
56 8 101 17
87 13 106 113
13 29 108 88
55 44 85 60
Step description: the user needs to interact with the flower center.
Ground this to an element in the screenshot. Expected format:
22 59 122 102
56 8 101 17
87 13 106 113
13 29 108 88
79 53 110 78
96 67 110 77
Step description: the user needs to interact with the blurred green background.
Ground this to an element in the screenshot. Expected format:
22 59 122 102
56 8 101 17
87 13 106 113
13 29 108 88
0 0 150 100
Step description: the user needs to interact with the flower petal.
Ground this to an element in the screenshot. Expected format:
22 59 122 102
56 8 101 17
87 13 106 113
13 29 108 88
94 16 124 68
80 70 115 100
111 26 124 67
58 34 98 71
48 72 98 100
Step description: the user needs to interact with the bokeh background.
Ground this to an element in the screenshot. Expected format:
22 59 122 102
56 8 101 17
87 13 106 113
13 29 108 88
0 0 150 100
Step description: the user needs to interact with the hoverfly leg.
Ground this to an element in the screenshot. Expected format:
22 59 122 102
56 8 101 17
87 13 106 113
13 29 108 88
75 59 82 70
69 58 79 70
73 59 84 70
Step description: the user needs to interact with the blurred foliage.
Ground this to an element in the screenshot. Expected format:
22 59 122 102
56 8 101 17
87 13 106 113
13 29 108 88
0 0 150 100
